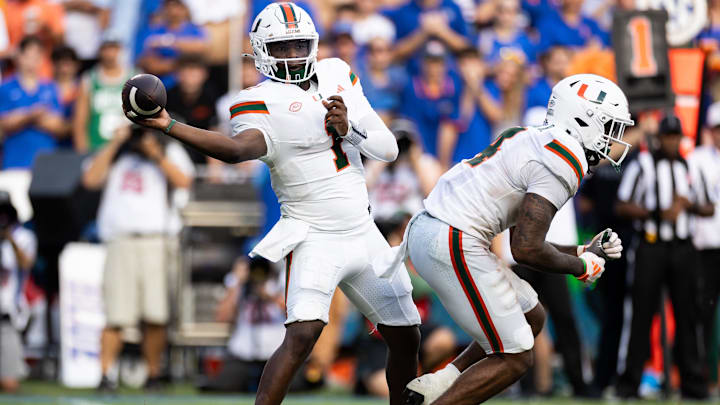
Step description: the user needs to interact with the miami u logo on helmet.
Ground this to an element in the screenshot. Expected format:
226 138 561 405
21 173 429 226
576 83 606 105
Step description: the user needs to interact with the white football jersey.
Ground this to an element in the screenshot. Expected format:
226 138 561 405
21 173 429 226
424 125 588 246
230 58 375 231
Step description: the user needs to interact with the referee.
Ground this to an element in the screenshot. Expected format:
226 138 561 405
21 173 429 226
615 114 714 399
690 102 720 384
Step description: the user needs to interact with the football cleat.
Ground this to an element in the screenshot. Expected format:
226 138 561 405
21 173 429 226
404 365 460 405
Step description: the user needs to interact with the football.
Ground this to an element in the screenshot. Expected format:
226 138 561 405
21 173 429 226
122 73 167 119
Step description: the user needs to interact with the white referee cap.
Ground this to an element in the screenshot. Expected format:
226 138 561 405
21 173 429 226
707 101 720 128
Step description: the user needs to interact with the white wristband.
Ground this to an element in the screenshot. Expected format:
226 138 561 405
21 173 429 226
577 245 585 257
343 120 367 146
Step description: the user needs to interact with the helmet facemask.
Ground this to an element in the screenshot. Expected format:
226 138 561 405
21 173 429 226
591 112 633 169
253 37 319 84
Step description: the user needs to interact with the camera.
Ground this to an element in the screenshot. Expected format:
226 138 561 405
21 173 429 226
390 119 420 156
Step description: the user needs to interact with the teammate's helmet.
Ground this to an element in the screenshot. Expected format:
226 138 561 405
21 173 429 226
247 2 319 83
545 74 634 168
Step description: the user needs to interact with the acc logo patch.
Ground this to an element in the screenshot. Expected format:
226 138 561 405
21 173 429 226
289 101 302 112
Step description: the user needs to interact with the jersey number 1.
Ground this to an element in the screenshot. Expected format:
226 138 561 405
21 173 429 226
466 127 526 167
326 124 349 171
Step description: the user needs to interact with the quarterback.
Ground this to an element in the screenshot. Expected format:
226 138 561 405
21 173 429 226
377 74 632 405
127 3 421 405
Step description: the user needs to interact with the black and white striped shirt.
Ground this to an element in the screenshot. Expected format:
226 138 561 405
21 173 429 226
688 145 720 249
617 151 696 242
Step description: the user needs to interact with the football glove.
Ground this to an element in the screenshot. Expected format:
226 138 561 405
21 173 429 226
576 252 605 285
577 252 606 285
577 228 623 260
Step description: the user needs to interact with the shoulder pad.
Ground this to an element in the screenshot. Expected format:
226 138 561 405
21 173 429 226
229 84 271 119
316 58 360 89
536 127 588 191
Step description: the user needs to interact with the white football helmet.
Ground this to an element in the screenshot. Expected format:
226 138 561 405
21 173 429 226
246 2 319 83
545 74 634 168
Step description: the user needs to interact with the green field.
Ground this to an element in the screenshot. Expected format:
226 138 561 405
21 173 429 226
0 382 692 405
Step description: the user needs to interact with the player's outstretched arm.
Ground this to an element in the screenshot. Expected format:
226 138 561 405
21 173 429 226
510 193 589 278
127 109 267 163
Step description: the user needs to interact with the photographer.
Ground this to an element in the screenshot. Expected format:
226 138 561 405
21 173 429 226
0 191 36 393
201 257 285 392
366 119 443 211
82 125 193 391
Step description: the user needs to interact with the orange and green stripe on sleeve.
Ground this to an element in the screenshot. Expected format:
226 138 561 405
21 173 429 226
349 71 358 86
544 140 584 188
230 101 269 118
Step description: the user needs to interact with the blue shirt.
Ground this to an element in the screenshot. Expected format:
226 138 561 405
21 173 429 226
0 77 61 169
525 77 553 109
139 22 207 88
358 64 407 115
452 80 500 163
400 74 461 157
522 0 558 27
385 0 469 74
536 10 609 53
698 25 720 49
477 29 537 65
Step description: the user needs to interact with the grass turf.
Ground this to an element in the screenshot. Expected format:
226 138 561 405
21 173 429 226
0 381 681 405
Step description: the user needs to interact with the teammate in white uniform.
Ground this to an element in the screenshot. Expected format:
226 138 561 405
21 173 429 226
126 3 421 405
379 74 633 405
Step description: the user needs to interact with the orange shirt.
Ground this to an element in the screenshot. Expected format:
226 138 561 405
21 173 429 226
567 47 617 83
5 0 65 78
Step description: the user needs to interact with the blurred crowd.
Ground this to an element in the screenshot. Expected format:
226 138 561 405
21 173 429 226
1 0 720 401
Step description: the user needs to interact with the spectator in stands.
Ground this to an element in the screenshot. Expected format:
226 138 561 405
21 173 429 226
365 120 427 224
352 0 395 46
0 2 10 68
182 0 242 94
490 57 527 136
317 37 332 61
5 0 65 78
386 0 470 74
165 55 220 165
536 0 609 54
699 0 720 72
0 191 35 393
400 41 460 159
73 39 133 154
138 0 207 88
334 2 357 24
526 46 571 109
445 47 501 166
615 114 713 400
477 0 536 66
331 22 358 68
83 125 193 392
358 37 406 123
201 257 285 392
0 36 65 170
51 45 80 142
689 102 720 387
60 0 112 72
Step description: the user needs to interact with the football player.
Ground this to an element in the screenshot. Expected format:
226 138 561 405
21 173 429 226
376 74 631 405
126 3 421 405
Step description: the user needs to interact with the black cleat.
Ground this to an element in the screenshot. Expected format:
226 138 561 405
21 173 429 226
97 375 118 394
404 387 426 405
